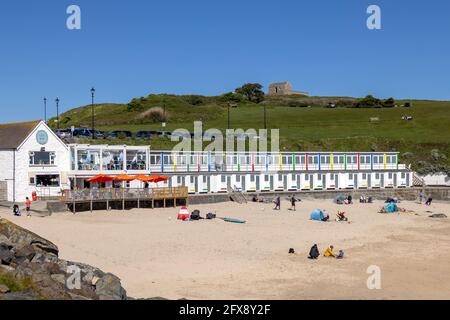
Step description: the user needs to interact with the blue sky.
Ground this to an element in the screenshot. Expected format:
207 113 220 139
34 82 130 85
1 0 449 123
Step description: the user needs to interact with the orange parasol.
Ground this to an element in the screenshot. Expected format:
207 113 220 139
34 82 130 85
150 175 170 183
86 174 114 183
113 174 137 181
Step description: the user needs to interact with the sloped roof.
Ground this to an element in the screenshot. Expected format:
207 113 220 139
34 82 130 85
0 120 41 149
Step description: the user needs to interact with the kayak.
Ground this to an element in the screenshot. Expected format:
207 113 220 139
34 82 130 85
221 218 246 224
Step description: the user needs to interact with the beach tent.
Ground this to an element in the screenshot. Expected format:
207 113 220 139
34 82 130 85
384 202 398 213
177 206 190 220
310 209 326 221
335 194 346 204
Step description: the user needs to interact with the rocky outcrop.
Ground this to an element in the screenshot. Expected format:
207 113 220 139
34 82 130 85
0 218 127 300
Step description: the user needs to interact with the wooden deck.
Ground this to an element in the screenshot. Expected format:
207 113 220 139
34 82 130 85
62 187 188 213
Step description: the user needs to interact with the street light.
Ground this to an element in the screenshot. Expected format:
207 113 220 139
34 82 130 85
55 98 60 129
91 87 96 139
43 97 47 123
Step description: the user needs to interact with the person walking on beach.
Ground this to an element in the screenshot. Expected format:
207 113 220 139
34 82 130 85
273 196 281 210
290 196 297 211
419 191 425 204
25 197 31 217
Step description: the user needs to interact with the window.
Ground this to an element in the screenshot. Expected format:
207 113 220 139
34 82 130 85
177 176 182 184
29 151 55 166
190 176 195 183
388 173 393 179
36 175 60 187
299 156 306 164
317 174 322 180
349 173 353 179
401 173 406 179
375 173 380 179
203 176 207 183
278 174 282 181
362 173 367 179
291 174 295 180
264 175 269 182
236 176 241 182
126 150 147 170
250 175 255 182
29 177 35 185
330 174 334 181
305 175 309 181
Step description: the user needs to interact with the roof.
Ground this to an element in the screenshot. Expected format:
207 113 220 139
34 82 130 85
0 120 41 149
269 81 291 86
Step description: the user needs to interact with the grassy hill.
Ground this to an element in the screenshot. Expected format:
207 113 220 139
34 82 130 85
50 94 450 175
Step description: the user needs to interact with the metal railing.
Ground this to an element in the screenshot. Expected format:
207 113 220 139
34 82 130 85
62 187 188 203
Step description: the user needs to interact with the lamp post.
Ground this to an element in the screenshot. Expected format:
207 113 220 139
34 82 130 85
91 87 96 139
43 97 47 123
55 98 60 129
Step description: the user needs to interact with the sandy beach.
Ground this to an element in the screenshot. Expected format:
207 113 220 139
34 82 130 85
1 198 450 300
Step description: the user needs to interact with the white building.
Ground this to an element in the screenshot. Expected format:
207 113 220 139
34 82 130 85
0 121 69 202
0 120 416 203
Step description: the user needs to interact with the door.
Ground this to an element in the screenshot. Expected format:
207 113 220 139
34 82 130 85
207 176 211 192
227 176 232 190
393 173 398 187
241 175 246 191
283 175 288 190
270 175 274 191
0 181 7 201
322 174 327 189
309 174 314 189
380 174 385 188
354 174 358 189
195 176 199 193
296 175 301 189
256 175 260 191
406 172 410 187
368 174 372 188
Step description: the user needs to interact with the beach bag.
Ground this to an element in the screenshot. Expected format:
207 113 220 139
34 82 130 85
206 212 216 220
190 210 201 220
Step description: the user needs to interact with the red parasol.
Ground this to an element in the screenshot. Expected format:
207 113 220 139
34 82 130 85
86 174 114 183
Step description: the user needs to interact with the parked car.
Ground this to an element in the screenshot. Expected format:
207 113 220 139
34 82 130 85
108 130 133 139
72 128 93 138
135 131 153 139
55 129 71 139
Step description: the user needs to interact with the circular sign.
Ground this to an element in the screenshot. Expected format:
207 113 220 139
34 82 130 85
36 130 49 145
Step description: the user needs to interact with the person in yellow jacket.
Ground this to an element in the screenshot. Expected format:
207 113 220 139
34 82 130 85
324 245 336 257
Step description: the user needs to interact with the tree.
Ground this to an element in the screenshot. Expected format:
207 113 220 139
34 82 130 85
383 97 396 108
235 83 265 103
357 95 382 108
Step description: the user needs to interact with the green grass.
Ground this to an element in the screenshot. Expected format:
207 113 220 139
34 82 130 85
0 271 34 293
50 94 450 174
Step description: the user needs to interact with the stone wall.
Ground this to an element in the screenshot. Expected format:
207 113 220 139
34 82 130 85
188 187 450 205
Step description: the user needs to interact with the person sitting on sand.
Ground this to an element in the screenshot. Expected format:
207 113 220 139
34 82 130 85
324 245 336 258
321 211 330 222
360 195 366 203
336 211 348 222
13 204 21 216
308 244 320 259
425 197 433 206
273 196 281 210
336 250 345 259
252 195 259 202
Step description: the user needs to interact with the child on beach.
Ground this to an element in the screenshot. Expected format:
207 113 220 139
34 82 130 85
273 196 281 210
324 245 336 258
290 196 297 211
25 197 31 217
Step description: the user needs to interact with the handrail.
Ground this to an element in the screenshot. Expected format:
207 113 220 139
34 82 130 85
62 187 188 202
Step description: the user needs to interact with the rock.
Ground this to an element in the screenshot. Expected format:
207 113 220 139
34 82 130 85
429 213 447 219
0 284 10 294
51 274 66 285
31 273 71 300
31 252 58 264
0 264 15 273
95 273 127 300
0 219 59 257
14 244 37 262
0 246 14 265
2 291 36 300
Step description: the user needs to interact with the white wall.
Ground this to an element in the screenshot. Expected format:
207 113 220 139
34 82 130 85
13 122 69 202
421 173 450 186
0 150 14 201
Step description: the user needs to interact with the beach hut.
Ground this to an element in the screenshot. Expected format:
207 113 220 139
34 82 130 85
177 206 190 220
310 209 326 221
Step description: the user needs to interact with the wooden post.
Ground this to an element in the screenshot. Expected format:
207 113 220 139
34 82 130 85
106 200 109 211
90 200 93 213
152 198 154 209
122 188 125 211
